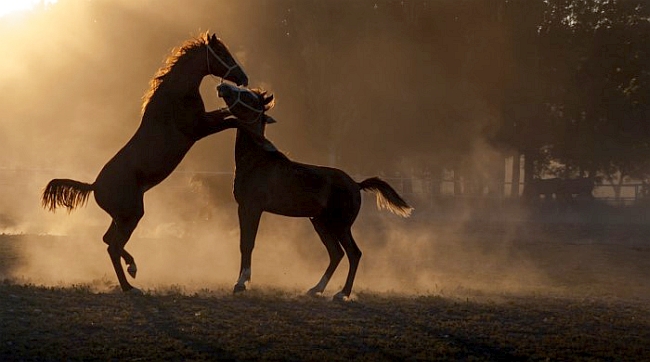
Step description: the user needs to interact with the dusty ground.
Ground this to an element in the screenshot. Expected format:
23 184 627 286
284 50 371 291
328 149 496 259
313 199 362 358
1 282 649 361
2 215 650 361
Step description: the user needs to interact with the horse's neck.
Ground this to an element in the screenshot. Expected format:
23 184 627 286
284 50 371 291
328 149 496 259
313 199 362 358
235 130 268 169
143 50 207 126
165 73 203 97
235 130 259 158
157 50 207 99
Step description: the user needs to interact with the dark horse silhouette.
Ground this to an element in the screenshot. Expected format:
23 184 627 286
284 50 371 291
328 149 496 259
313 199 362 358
216 83 413 300
41 33 248 293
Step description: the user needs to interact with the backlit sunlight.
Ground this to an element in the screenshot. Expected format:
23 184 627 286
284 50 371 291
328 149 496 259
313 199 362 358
0 0 57 18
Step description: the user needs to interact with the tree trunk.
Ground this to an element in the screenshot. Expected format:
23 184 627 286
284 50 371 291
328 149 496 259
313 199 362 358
521 150 536 199
614 174 624 201
429 167 442 198
454 170 462 196
493 154 506 198
511 152 521 198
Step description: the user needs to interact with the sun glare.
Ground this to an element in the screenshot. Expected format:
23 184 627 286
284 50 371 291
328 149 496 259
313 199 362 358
0 0 57 18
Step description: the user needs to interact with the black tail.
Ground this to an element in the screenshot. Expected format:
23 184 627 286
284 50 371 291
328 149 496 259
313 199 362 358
358 177 413 217
42 179 94 212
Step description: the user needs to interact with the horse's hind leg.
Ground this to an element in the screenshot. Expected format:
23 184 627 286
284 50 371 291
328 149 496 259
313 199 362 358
234 205 262 293
104 212 143 292
103 222 138 278
307 218 344 296
333 228 362 301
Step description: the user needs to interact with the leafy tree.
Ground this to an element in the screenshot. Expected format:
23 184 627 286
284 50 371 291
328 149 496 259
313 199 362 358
536 0 649 197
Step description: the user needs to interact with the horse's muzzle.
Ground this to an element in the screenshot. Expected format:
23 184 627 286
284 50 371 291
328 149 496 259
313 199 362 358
217 84 227 97
217 83 237 98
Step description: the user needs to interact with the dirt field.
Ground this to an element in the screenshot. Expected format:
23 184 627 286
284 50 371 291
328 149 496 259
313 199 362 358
2 215 650 361
0 282 648 361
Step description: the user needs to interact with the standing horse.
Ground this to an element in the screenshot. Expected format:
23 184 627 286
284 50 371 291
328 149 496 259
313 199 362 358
42 33 248 293
216 83 413 300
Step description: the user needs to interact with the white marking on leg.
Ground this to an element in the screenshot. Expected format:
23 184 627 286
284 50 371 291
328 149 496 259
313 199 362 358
333 291 350 302
237 268 251 286
315 276 329 292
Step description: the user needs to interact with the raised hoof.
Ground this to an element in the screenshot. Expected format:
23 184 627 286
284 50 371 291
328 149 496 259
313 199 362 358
233 283 247 294
127 265 137 278
332 292 350 302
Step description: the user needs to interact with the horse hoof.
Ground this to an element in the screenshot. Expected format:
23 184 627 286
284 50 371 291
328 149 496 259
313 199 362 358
233 283 246 294
127 265 137 278
126 287 144 296
332 292 350 302
307 288 323 298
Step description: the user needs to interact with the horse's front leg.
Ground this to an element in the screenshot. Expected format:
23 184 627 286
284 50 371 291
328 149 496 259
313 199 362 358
193 109 237 141
198 110 277 152
234 205 262 293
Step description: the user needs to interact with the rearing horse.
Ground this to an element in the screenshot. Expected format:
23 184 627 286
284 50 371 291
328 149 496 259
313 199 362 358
217 83 413 300
42 33 248 293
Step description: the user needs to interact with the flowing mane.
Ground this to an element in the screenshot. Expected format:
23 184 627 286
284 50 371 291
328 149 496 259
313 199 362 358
141 33 210 113
250 88 276 112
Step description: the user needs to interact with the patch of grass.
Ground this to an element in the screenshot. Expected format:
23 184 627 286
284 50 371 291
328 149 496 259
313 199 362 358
1 282 649 361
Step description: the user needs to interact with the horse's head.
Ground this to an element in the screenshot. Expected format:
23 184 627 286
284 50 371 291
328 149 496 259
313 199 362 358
206 33 248 86
217 83 276 135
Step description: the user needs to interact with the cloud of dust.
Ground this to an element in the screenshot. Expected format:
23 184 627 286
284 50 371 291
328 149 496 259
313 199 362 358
6 176 552 297
2 0 641 300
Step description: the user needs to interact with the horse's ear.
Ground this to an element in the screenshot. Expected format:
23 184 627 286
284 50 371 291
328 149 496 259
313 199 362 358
264 115 277 124
263 94 274 105
210 33 217 43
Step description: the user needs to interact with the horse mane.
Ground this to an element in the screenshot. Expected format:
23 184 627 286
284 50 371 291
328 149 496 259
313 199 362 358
141 32 210 113
244 88 283 158
249 88 276 112
238 88 284 161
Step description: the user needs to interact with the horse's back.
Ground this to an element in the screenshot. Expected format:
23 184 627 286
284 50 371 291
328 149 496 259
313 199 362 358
277 159 359 196
235 157 361 219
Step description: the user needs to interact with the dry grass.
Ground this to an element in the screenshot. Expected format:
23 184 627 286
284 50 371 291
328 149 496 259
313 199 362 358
1 281 649 361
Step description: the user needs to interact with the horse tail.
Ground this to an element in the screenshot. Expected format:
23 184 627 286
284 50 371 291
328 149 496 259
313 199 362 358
42 179 94 212
358 177 413 217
